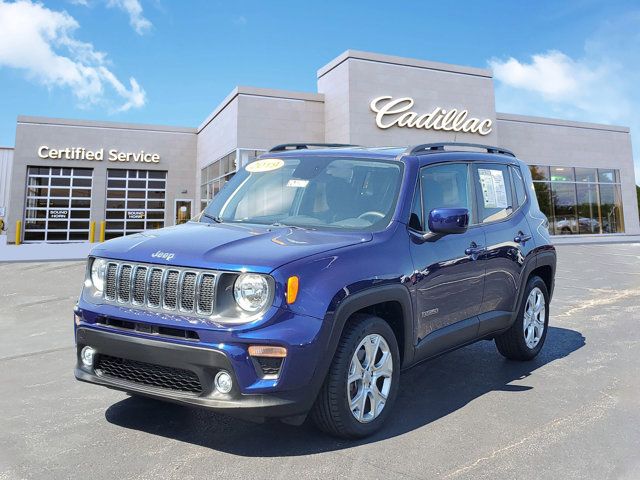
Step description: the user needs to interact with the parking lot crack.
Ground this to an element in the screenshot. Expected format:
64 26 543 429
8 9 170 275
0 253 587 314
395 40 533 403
0 346 73 363
442 380 619 478
556 289 639 318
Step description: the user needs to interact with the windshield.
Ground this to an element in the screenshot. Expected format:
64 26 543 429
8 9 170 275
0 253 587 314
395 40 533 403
200 156 403 231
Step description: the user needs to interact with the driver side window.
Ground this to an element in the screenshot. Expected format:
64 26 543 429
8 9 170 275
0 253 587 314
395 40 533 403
420 163 474 231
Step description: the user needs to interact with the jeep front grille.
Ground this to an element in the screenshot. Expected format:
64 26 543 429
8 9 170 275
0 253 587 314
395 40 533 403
103 261 217 316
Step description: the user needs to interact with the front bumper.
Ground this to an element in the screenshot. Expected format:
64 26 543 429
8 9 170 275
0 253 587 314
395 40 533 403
75 327 318 419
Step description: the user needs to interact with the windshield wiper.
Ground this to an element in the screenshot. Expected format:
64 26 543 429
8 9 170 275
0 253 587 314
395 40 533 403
270 222 310 231
201 212 223 223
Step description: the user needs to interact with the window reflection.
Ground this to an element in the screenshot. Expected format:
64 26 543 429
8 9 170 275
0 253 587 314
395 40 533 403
576 183 599 234
550 166 575 182
530 165 550 181
599 184 624 233
575 168 597 183
551 183 577 235
529 165 624 235
598 169 617 183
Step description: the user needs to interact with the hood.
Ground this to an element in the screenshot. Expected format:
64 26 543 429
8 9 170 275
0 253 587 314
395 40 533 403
90 221 372 273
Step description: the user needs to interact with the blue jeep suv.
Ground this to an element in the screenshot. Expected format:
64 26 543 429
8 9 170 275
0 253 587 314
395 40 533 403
75 142 556 438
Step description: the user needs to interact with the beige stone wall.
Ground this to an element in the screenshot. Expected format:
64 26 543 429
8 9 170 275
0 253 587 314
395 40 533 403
318 60 351 143
237 91 324 150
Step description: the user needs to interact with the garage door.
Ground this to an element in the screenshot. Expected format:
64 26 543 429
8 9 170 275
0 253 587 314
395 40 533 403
23 166 93 242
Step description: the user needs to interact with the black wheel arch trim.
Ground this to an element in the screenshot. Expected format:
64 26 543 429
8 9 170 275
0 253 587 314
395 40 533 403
306 283 415 406
508 249 556 328
330 284 415 369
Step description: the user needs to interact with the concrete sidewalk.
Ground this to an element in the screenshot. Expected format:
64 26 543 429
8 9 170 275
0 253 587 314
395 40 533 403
551 234 640 245
0 238 93 262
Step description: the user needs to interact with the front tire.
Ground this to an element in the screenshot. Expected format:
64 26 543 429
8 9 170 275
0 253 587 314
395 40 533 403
495 276 549 361
311 314 400 438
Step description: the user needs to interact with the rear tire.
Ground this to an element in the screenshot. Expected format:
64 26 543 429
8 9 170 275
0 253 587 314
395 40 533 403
311 314 400 439
495 276 549 361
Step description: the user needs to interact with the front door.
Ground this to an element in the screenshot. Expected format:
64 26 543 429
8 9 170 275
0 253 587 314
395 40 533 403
175 199 192 225
409 162 486 350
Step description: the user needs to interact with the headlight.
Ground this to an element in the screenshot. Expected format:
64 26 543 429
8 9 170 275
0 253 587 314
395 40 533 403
234 273 270 312
90 258 108 292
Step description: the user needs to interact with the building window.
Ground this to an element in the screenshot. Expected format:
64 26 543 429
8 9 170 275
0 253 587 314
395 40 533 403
200 149 265 210
529 166 624 235
105 169 167 240
23 166 93 242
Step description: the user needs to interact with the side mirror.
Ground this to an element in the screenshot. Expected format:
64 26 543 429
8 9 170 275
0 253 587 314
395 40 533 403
428 208 469 235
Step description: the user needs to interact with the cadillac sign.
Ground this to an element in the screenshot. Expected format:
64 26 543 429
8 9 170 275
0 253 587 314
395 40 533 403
370 96 493 136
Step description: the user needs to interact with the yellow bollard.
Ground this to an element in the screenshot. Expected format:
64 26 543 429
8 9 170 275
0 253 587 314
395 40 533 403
99 220 106 242
89 221 96 243
15 220 22 245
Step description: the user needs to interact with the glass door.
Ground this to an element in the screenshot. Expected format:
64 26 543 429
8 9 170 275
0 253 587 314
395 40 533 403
175 199 192 225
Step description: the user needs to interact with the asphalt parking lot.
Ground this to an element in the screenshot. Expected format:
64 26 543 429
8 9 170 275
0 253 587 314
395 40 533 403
1 243 639 480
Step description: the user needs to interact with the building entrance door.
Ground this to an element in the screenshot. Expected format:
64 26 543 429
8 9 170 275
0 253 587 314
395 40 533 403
175 199 192 225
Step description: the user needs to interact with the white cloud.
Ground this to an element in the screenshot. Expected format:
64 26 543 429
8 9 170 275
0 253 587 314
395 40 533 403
107 0 151 35
490 50 629 124
489 14 640 184
0 0 146 112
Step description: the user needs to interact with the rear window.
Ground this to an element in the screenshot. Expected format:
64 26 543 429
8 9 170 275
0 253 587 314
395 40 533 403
511 165 527 208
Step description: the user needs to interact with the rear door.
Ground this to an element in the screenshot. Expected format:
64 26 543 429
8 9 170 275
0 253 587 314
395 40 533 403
409 162 486 351
472 163 534 334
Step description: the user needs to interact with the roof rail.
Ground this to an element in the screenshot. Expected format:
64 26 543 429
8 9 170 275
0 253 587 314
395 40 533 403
407 142 515 158
268 143 357 153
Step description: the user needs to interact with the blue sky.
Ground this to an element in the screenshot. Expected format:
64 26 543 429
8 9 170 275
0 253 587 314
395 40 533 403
1 0 639 183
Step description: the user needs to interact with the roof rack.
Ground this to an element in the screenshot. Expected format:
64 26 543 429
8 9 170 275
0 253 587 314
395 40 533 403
407 142 515 158
268 143 357 153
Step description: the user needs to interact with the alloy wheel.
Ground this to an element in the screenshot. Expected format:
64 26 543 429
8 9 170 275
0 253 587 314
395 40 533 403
347 334 393 423
523 286 546 349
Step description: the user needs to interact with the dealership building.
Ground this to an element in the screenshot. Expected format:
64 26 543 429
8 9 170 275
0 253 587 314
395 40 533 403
0 49 637 244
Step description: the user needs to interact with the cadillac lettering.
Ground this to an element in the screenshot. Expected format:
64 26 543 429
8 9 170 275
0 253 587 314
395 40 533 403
370 96 493 135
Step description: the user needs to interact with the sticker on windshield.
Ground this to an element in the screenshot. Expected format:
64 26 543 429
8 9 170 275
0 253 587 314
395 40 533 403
287 179 309 188
246 158 284 173
478 168 508 209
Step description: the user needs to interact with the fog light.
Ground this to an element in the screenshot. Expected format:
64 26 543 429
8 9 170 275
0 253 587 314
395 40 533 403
80 346 96 367
214 370 233 394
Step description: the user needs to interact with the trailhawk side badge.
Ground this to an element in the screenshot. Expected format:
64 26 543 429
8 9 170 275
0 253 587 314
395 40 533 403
151 250 175 261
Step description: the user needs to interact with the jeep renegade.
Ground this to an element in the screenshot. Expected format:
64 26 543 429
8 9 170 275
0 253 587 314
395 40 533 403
75 142 556 438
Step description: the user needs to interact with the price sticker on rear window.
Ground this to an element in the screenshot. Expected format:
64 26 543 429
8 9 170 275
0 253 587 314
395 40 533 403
478 168 508 209
246 158 284 173
286 179 309 188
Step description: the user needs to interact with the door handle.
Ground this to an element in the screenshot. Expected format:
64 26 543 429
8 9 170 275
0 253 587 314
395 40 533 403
514 232 532 244
465 242 486 257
